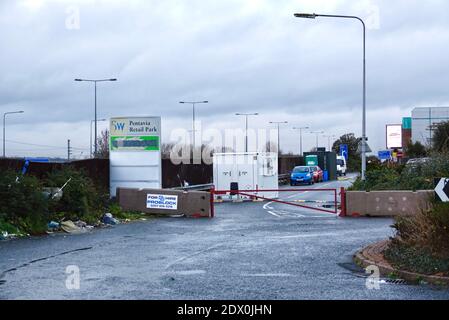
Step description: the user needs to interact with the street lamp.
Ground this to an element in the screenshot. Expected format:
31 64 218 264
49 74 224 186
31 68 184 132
75 78 117 157
3 110 24 158
179 101 208 148
90 118 107 158
294 12 367 180
323 134 336 151
293 126 309 156
236 113 258 152
269 121 288 155
311 131 324 150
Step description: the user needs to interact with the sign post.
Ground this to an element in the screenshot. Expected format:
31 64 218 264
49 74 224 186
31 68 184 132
109 116 162 197
340 144 348 160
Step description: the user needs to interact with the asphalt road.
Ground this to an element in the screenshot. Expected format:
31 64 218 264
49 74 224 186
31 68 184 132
1 176 449 300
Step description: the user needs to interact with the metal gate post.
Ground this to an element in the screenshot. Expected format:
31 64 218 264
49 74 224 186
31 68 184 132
210 185 215 218
340 187 346 217
334 189 338 214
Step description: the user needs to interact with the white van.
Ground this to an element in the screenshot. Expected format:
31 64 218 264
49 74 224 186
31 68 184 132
336 156 347 176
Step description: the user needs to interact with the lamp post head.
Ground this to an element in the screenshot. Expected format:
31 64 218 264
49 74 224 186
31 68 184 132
294 13 317 19
74 79 83 81
109 79 117 81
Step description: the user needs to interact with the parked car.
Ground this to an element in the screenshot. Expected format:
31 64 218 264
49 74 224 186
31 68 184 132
337 156 347 176
310 166 324 183
290 166 314 186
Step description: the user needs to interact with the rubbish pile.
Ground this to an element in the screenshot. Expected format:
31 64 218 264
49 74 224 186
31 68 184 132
46 213 121 235
0 231 21 241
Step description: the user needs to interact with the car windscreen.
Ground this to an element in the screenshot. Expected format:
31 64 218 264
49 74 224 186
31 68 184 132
293 167 309 173
337 159 345 166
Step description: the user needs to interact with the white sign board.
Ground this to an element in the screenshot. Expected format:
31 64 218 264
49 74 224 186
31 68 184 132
435 178 449 202
146 194 178 210
109 116 162 197
386 124 402 149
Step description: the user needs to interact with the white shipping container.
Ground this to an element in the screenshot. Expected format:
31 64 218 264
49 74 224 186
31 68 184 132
213 152 278 200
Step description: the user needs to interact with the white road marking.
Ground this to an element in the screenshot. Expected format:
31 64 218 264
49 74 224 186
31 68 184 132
262 181 342 218
268 210 281 218
242 273 292 277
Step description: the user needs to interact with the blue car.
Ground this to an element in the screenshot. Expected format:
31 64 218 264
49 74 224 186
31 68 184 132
290 166 314 186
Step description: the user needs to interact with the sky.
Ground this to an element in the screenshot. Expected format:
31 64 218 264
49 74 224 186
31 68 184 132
1 0 449 158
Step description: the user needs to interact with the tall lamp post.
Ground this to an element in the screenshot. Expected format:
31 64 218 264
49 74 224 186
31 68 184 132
75 78 117 157
311 131 324 150
3 110 24 158
293 126 309 156
294 12 367 180
269 121 288 156
236 113 258 152
323 134 336 151
179 101 208 148
90 118 107 158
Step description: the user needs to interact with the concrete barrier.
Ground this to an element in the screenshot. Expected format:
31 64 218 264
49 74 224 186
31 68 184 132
345 190 433 217
117 188 212 218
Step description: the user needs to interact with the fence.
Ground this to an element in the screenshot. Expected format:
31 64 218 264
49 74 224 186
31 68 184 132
0 155 305 192
0 158 109 190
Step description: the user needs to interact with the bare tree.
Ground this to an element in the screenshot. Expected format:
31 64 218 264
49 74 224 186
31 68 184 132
264 141 278 153
94 129 109 159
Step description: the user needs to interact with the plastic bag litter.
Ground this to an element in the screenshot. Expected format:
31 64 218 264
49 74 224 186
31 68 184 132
60 220 88 234
101 213 119 225
47 221 60 231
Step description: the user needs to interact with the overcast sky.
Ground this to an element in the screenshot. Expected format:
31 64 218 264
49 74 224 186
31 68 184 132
1 0 449 158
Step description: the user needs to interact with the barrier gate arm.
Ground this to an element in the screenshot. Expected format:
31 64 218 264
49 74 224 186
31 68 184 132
212 188 338 214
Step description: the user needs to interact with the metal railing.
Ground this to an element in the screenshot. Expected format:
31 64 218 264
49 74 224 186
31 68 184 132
171 183 214 191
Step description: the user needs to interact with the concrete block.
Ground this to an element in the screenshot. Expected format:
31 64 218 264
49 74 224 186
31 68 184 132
346 190 434 217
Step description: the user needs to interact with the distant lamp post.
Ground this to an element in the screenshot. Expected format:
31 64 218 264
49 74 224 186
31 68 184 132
311 131 324 150
179 101 209 148
323 134 336 151
75 78 117 157
294 12 367 180
293 126 309 156
236 113 259 152
90 118 107 158
3 110 24 158
269 121 288 155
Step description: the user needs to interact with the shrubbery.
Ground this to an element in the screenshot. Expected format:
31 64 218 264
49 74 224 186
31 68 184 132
45 167 108 224
385 201 449 275
0 166 109 234
0 171 48 234
350 152 449 191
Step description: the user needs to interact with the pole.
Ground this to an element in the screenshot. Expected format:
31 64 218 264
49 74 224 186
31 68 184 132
192 103 195 149
294 13 367 180
90 120 93 158
2 114 5 158
300 128 303 156
94 81 98 157
68 139 71 161
277 123 280 156
245 115 248 153
361 19 367 181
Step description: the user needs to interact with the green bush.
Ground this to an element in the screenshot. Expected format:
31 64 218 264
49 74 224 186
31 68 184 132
0 170 48 234
45 166 107 224
350 152 449 191
390 201 449 260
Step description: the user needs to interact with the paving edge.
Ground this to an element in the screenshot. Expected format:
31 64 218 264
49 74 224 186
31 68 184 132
353 240 449 286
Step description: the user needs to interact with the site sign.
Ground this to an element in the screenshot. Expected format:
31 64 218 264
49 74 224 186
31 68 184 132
146 194 178 210
386 124 403 149
110 117 160 152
